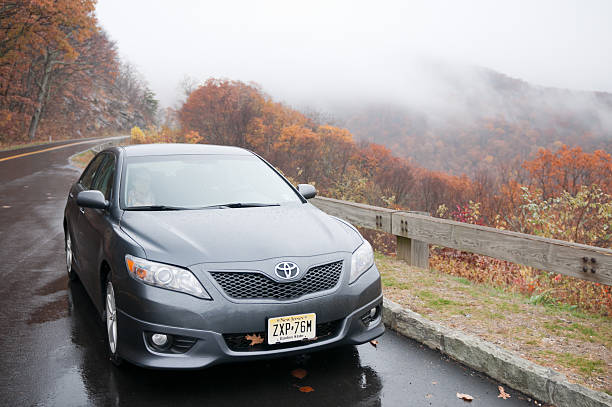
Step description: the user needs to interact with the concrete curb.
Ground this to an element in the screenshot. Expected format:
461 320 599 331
382 298 612 407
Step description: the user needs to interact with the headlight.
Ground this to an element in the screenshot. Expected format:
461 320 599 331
125 255 211 299
350 240 374 284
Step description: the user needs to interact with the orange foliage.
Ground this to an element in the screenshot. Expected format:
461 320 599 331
1 1 156 143
522 145 612 197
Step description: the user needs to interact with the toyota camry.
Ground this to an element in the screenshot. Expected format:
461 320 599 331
63 144 384 369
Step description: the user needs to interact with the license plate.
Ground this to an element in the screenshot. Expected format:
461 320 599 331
267 313 316 344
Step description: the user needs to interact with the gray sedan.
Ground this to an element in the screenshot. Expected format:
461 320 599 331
63 143 384 369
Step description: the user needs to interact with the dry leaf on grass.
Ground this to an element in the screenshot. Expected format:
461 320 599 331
298 386 315 393
291 368 307 379
245 334 264 346
369 339 378 348
498 386 511 400
456 393 474 402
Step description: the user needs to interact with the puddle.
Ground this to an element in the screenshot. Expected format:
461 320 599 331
35 275 68 296
28 295 70 324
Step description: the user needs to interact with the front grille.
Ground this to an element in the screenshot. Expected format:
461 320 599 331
210 260 343 300
223 319 342 352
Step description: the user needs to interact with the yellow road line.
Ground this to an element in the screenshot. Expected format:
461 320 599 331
0 140 100 163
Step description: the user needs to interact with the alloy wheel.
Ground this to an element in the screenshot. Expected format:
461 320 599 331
106 282 118 354
65 233 73 274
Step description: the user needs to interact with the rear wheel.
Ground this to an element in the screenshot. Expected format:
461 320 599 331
104 276 122 366
65 231 78 281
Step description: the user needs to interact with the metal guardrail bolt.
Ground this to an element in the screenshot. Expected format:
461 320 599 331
582 266 588 272
582 257 589 263
589 258 597 273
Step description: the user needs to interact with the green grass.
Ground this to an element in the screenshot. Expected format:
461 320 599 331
381 275 412 290
539 351 606 376
453 276 472 285
542 320 603 344
497 302 521 313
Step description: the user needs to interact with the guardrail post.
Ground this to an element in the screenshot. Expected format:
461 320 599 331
393 211 430 269
396 236 427 267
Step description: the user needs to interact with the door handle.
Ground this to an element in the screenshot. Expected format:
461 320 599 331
79 207 85 214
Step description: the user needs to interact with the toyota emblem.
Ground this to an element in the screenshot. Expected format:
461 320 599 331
274 262 300 279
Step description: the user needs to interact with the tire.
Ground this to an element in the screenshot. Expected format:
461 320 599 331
103 274 123 367
65 230 78 281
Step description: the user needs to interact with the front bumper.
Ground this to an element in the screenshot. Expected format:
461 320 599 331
113 256 384 369
117 294 383 369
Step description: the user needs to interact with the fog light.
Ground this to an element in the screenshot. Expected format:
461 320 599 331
370 307 377 318
151 333 168 346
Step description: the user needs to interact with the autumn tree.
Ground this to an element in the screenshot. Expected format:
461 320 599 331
522 145 612 197
0 0 157 143
179 79 264 147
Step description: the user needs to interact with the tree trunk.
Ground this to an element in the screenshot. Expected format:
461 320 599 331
27 53 52 140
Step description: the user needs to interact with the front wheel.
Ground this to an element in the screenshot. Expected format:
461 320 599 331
104 277 122 366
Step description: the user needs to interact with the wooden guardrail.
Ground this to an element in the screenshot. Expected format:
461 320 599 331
312 196 612 286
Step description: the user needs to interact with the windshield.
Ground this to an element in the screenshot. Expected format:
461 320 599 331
121 154 302 209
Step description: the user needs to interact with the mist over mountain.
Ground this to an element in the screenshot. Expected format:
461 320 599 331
307 65 612 175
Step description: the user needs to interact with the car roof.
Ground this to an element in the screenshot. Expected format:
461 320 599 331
120 143 253 157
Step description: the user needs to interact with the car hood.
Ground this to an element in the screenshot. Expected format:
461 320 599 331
120 203 362 266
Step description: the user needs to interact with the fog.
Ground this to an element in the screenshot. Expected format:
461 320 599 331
96 0 612 115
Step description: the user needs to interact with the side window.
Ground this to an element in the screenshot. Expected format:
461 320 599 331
79 154 105 190
91 154 116 201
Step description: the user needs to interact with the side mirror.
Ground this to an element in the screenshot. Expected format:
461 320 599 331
77 190 109 210
297 184 317 200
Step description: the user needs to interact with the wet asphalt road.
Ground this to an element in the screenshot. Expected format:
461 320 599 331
0 141 542 406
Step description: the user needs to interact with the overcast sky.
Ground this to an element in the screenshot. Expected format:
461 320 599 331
96 0 612 108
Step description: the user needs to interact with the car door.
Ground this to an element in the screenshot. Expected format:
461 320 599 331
76 152 116 294
68 153 106 274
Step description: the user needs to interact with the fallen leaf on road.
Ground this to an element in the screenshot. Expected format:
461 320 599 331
498 386 511 399
456 393 474 402
291 368 307 379
431 381 438 385
298 386 314 393
425 394 432 399
369 340 378 348
245 334 264 346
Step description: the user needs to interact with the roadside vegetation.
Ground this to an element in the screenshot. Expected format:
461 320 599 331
70 150 95 169
377 253 611 394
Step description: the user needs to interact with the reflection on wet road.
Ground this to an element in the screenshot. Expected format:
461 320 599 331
0 141 538 406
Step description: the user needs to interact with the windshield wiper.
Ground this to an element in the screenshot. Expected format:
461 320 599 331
127 203 281 211
198 202 280 209
125 205 191 211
